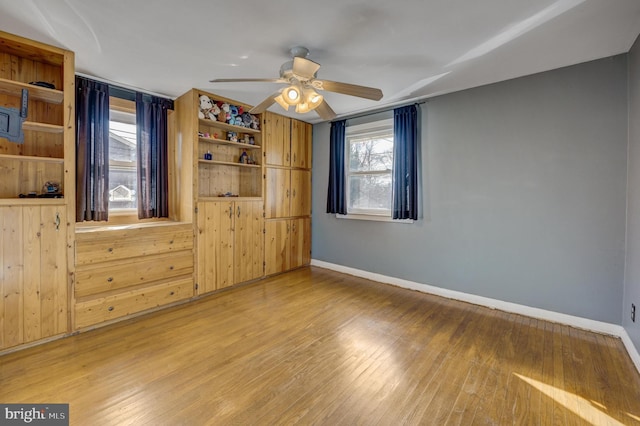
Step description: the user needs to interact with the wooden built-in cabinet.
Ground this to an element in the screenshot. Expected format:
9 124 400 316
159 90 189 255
196 200 263 294
265 217 311 276
263 112 312 275
0 31 75 350
175 89 263 201
0 205 68 348
73 223 194 329
175 89 266 294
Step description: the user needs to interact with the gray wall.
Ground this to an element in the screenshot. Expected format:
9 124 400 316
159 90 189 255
312 55 628 324
624 37 640 349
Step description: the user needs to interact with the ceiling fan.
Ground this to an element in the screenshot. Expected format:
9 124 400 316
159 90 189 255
209 46 383 120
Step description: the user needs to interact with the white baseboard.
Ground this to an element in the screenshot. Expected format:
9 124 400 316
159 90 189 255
310 259 640 375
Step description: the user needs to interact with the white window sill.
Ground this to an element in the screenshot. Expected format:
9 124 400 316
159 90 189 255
336 213 414 224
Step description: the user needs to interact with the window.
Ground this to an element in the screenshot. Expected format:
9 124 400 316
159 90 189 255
109 105 137 212
345 119 394 216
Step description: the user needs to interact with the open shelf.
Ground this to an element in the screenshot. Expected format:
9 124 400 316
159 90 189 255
198 196 263 202
0 77 64 104
22 121 65 133
0 153 64 163
0 198 65 206
198 136 261 150
198 159 261 168
199 118 260 134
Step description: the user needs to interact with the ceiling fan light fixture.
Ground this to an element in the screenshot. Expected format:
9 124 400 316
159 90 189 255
307 91 323 109
296 102 311 113
274 93 290 111
283 85 301 105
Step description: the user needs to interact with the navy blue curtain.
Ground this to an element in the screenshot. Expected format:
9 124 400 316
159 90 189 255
326 120 347 214
392 104 419 220
136 93 172 219
76 76 110 222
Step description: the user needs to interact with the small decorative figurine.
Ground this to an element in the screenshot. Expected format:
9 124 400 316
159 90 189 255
204 151 212 160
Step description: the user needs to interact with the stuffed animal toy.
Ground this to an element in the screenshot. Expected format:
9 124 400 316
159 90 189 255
233 116 243 126
241 112 252 127
229 105 239 125
250 115 260 130
209 103 221 120
218 103 230 122
198 95 214 120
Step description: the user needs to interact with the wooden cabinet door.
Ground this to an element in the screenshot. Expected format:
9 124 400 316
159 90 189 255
197 201 234 293
233 201 264 283
291 119 312 169
265 167 291 219
264 112 291 167
264 219 290 276
290 169 311 217
0 205 68 349
290 217 311 269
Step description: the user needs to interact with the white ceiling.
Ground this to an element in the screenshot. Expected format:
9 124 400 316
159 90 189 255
1 0 639 123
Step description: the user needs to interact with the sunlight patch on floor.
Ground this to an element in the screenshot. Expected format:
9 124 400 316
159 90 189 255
514 373 624 426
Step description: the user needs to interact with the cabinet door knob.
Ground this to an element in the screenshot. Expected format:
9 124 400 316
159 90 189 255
169 240 174 244
169 266 174 270
107 277 113 282
169 291 175 296
107 306 114 312
108 248 113 252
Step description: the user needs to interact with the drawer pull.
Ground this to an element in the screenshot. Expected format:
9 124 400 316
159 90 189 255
169 266 174 270
107 277 113 282
169 240 174 244
107 306 114 312
169 291 175 296
108 248 113 252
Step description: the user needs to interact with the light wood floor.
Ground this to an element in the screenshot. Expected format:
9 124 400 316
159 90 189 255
1 267 639 425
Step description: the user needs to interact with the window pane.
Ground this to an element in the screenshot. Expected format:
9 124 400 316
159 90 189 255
109 113 137 210
348 136 393 173
348 174 392 212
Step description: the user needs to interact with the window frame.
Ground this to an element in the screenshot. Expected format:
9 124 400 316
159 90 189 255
344 118 394 217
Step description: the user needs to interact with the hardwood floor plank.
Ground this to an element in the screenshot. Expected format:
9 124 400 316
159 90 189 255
1 267 639 425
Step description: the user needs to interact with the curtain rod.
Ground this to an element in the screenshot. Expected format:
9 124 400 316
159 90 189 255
75 72 175 100
333 98 428 123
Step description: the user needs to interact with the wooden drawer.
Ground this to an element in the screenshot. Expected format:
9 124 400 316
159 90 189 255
76 223 193 265
74 278 193 329
75 250 194 298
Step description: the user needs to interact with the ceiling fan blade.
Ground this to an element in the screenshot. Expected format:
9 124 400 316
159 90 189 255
209 78 286 83
292 57 321 80
315 100 336 120
248 92 280 114
316 80 383 101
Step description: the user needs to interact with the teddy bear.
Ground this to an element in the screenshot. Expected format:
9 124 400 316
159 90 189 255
209 103 221 120
198 94 214 120
218 102 230 122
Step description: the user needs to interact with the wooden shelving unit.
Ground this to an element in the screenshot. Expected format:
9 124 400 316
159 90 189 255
198 159 261 168
0 153 64 163
0 77 64 104
0 29 75 351
22 121 65 133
